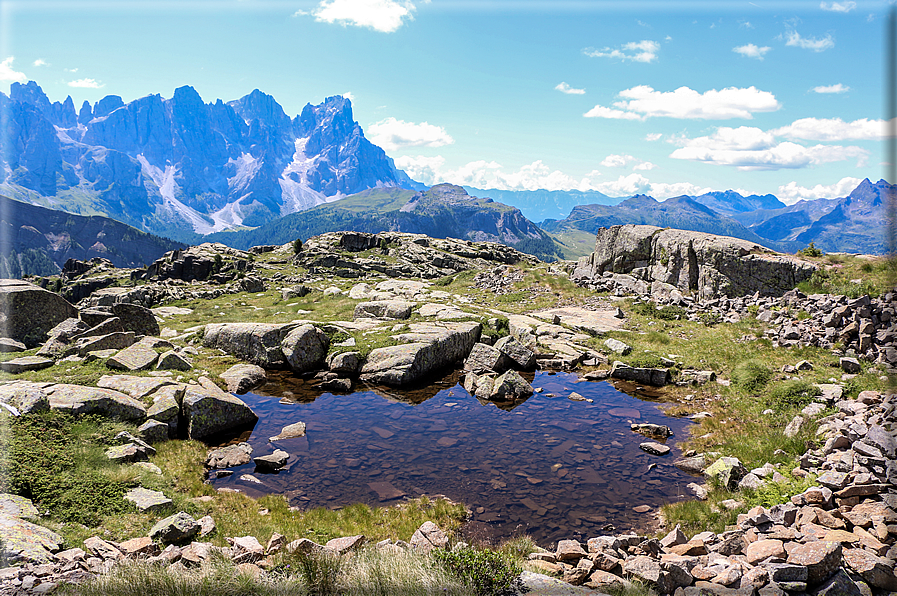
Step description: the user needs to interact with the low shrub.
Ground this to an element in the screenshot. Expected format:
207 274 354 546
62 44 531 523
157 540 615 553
765 380 821 409
632 302 686 321
731 360 772 394
433 547 522 596
625 354 664 369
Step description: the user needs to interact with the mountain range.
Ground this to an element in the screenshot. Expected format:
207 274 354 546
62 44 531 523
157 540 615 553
0 80 892 261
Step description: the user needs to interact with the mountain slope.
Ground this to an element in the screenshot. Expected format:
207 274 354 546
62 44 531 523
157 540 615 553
542 194 799 253
207 184 564 262
0 81 411 242
465 187 622 222
0 193 185 277
690 190 785 216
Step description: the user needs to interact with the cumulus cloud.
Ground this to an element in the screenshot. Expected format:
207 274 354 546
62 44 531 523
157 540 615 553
68 78 103 89
811 83 849 94
307 0 417 33
633 161 657 171
785 30 834 52
645 133 663 141
777 177 863 204
820 1 855 12
669 125 868 170
0 57 27 84
32 59 48 67
591 174 710 198
585 85 779 121
367 117 453 151
583 40 660 63
555 82 585 95
600 154 655 170
733 44 771 60
773 117 891 141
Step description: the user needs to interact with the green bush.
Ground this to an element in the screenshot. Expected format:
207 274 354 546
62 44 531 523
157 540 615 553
797 242 823 258
632 302 686 321
765 380 821 409
292 237 303 254
731 360 773 394
433 547 522 596
625 354 664 369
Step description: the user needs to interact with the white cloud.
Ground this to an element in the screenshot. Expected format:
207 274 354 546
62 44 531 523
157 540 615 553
591 174 710 199
645 133 663 141
733 44 771 60
308 0 416 33
555 82 585 95
367 117 453 151
583 40 660 63
739 20 754 29
820 1 856 13
811 83 849 94
394 155 447 184
670 125 868 170
773 117 891 141
785 30 834 52
68 78 103 89
633 161 657 171
0 57 27 84
32 59 48 67
600 154 636 168
777 177 863 205
585 85 779 121
342 92 355 102
64 67 78 73
396 157 590 192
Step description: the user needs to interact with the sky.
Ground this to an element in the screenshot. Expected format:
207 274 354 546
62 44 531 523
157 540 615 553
0 0 892 204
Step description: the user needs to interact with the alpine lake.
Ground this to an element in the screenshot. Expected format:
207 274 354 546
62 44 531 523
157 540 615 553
209 369 698 546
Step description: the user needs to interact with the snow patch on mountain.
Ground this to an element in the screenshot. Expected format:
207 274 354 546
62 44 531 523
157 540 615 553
227 152 261 194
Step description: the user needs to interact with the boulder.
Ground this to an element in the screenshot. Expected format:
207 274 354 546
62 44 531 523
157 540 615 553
360 322 481 386
156 350 192 371
181 378 257 439
124 487 172 513
0 356 54 374
610 362 671 386
110 303 160 337
354 301 414 320
280 325 329 373
97 375 175 399
47 384 146 421
75 331 136 356
786 541 841 586
327 351 361 375
137 419 170 443
0 338 26 353
149 512 200 544
464 342 509 374
107 343 159 371
253 449 289 472
220 363 267 394
571 224 817 299
0 279 78 347
0 382 50 416
409 521 448 554
493 335 536 370
488 370 533 401
203 322 297 368
604 338 632 355
206 443 253 469
269 422 307 442
704 457 747 490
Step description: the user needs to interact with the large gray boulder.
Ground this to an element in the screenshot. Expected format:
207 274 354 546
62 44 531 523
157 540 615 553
220 363 267 393
610 362 671 386
280 325 329 373
203 322 297 368
111 302 161 337
354 301 414 320
572 225 816 298
46 384 147 421
0 382 50 415
360 322 481 386
0 280 78 347
181 377 257 439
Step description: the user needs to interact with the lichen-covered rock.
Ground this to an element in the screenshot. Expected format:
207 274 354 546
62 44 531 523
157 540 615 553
786 540 841 586
149 512 200 544
181 377 257 439
409 521 448 554
0 279 79 348
572 224 816 299
704 457 747 491
610 362 671 386
137 419 170 443
75 331 136 356
203 322 297 368
106 343 159 371
488 369 533 401
327 351 360 375
97 375 176 399
360 321 481 386
220 363 267 394
0 512 64 564
280 324 329 373
354 301 414 320
47 384 146 421
206 442 253 469
493 336 536 370
0 382 50 416
0 356 54 374
111 302 160 337
156 350 192 371
124 487 172 512
464 342 509 374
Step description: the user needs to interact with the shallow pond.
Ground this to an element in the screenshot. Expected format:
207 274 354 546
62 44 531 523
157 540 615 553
210 370 697 545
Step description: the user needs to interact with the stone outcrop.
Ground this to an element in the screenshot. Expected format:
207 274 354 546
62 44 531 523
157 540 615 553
360 321 481 386
140 244 254 283
573 225 816 299
203 323 298 368
181 377 257 439
0 280 78 347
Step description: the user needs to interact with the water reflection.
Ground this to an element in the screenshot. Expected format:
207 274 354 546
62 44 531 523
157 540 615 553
210 370 696 545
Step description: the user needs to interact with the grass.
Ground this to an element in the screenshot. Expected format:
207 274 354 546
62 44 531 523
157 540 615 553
796 254 894 297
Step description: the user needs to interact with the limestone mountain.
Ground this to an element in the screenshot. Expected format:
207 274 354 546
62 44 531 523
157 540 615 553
0 81 410 243
0 193 185 277
689 190 786 216
206 184 563 262
464 187 622 222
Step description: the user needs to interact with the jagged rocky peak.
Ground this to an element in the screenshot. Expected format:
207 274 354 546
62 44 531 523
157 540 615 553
9 81 76 128
93 95 125 119
228 89 292 129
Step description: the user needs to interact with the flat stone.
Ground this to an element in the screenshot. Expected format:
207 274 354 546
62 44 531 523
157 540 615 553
786 540 841 586
746 539 785 564
220 364 267 394
0 356 54 374
156 350 192 371
107 343 159 371
0 338 26 352
149 512 199 544
124 487 171 513
639 442 670 456
269 421 306 442
253 449 289 472
368 481 406 501
97 375 176 399
206 443 253 469
76 331 136 356
47 384 146 421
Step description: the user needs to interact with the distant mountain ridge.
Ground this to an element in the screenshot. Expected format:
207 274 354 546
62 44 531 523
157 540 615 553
1 81 412 242
464 187 622 222
0 193 185 277
207 184 563 262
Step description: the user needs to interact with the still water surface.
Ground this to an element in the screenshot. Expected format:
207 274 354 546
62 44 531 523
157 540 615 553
211 370 697 545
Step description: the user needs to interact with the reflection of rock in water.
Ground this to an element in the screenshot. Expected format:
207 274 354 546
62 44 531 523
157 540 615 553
473 395 531 411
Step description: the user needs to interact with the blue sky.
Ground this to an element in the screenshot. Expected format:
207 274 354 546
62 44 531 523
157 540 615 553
0 0 890 203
